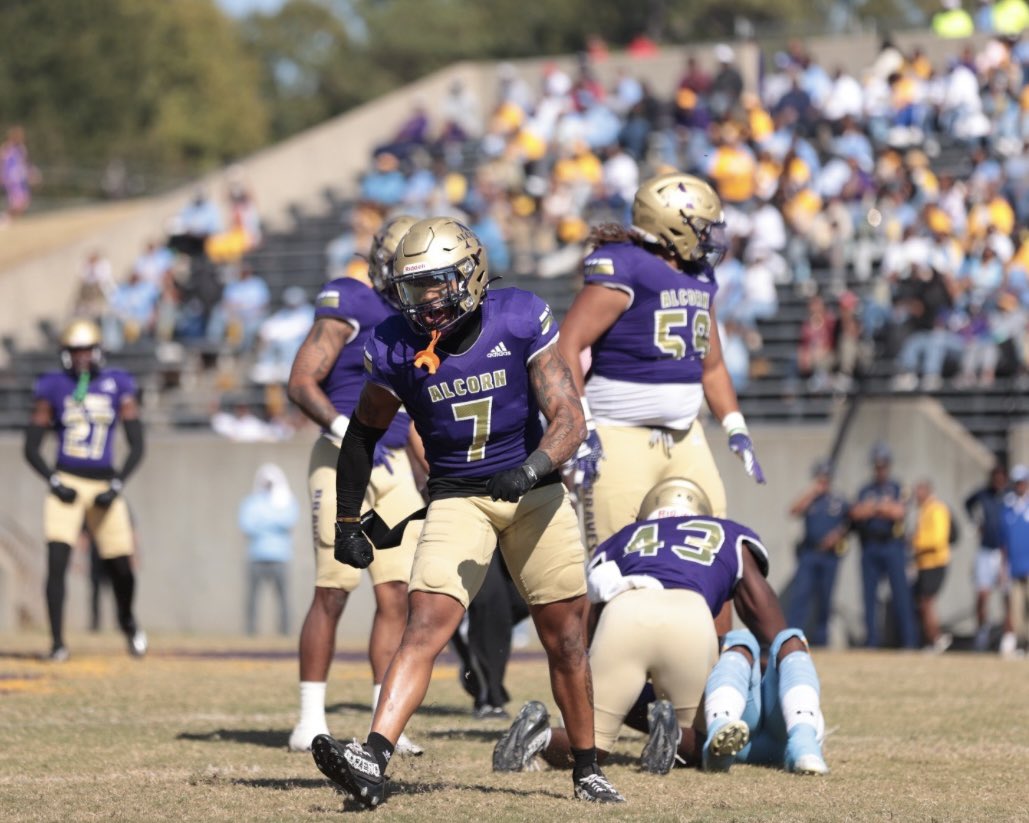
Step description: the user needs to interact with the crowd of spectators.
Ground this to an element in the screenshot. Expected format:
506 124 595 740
339 21 1029 393
51 16 1029 438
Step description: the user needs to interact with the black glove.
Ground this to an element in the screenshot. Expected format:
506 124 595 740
94 478 123 508
48 475 77 504
334 520 373 569
486 466 535 503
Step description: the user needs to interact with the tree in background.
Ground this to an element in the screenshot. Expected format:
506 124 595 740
0 0 267 188
0 0 945 198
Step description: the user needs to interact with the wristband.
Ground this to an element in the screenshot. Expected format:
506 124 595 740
336 516 361 524
330 414 350 440
721 411 748 436
522 449 554 486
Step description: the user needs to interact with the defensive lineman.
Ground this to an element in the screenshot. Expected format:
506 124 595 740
493 477 828 777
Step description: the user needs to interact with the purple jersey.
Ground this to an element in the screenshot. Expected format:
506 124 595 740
314 278 410 450
583 242 718 384
33 368 137 475
590 515 769 616
364 288 557 478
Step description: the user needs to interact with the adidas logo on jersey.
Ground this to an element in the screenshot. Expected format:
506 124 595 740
487 341 512 358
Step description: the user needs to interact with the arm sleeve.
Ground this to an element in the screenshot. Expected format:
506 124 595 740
119 418 145 481
335 416 387 519
23 424 52 480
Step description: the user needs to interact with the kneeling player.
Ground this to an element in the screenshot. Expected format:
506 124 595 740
493 477 828 776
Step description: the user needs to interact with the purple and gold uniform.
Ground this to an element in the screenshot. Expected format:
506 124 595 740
315 278 410 451
584 515 769 751
308 278 422 591
584 242 717 387
364 288 586 608
33 368 137 557
579 242 727 549
589 515 769 613
365 288 554 480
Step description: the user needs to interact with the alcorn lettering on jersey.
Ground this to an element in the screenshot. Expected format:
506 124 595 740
315 278 410 450
589 515 769 616
364 288 557 478
33 368 137 475
583 242 718 384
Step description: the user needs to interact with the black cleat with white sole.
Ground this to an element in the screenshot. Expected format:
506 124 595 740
311 734 386 808
492 700 550 772
574 764 625 803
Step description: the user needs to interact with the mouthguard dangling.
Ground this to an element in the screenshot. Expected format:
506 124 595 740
414 330 442 375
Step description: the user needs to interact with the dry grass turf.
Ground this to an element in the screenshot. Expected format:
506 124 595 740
1 631 1028 822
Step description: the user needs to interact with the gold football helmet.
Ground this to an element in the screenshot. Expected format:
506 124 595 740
639 477 713 521
59 318 103 373
632 173 727 267
391 217 489 335
369 214 418 309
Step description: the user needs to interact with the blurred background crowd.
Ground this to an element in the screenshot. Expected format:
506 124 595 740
11 17 1019 446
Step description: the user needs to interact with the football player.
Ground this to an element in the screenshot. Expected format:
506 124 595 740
286 214 425 755
492 477 828 777
558 173 764 558
23 319 147 661
311 217 624 806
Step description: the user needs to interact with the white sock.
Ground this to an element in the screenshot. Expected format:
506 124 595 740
704 685 746 729
781 684 824 740
298 681 327 730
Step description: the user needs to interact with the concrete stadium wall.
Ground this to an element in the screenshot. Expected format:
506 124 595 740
1007 422 1029 466
0 397 994 646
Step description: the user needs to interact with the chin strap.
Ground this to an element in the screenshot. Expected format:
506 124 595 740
72 371 91 403
414 330 442 374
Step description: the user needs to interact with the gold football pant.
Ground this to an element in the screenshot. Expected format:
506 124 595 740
44 472 134 558
582 422 727 552
409 483 587 609
590 587 718 751
308 436 422 591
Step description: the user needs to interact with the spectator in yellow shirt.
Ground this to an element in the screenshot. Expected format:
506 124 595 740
911 480 953 653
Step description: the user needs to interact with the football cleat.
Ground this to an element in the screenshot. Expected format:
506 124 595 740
312 735 386 808
288 722 330 753
394 732 424 756
702 718 750 772
47 645 70 663
492 700 550 772
574 765 625 803
640 699 681 774
785 725 829 776
128 630 148 658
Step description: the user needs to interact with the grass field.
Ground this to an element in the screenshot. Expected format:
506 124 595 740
2 632 1028 823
